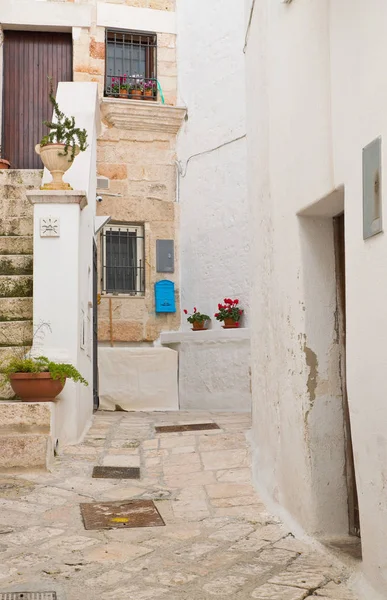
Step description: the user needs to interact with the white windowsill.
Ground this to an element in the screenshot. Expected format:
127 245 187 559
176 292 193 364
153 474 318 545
160 328 250 345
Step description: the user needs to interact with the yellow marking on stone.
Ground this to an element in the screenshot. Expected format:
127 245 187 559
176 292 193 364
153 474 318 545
111 517 129 523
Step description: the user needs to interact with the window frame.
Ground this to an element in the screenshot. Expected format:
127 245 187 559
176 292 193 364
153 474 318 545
104 28 158 100
101 223 145 296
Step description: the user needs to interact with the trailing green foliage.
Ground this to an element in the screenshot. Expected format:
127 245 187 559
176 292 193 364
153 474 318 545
40 79 88 161
2 355 88 386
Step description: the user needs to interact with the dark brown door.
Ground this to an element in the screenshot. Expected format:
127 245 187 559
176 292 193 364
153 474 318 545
333 213 361 537
2 31 72 169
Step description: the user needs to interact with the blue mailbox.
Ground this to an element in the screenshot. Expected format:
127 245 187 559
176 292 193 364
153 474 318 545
155 280 176 313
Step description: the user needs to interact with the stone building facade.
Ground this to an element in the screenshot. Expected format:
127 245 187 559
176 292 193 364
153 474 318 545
1 0 184 343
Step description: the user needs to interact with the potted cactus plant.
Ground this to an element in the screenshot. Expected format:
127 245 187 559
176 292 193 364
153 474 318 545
35 79 88 191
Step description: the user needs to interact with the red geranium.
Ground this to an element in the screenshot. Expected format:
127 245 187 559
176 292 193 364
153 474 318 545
214 298 244 324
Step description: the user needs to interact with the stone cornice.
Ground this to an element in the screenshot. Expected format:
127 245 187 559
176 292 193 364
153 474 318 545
101 99 187 135
26 190 88 210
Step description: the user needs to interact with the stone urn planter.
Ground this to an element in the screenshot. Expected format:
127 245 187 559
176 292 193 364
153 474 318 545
10 373 65 402
0 158 10 170
35 143 80 191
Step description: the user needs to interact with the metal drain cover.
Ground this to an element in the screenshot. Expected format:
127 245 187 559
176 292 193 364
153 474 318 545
0 594 57 600
92 466 140 479
80 499 165 530
155 423 220 433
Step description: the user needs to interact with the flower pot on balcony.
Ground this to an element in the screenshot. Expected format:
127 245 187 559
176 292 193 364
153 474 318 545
222 318 239 329
35 143 79 190
0 159 10 170
10 372 65 402
120 88 128 98
192 321 208 331
144 89 154 101
131 89 143 100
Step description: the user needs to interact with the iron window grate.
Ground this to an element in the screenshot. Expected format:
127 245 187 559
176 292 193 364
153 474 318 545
105 29 158 101
101 224 145 296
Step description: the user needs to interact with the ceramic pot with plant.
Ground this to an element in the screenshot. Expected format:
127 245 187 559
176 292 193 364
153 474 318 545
4 355 88 402
214 298 243 329
35 78 88 191
184 307 211 331
0 158 10 170
144 80 156 100
130 74 144 99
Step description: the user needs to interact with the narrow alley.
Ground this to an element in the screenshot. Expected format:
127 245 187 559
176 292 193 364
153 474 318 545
0 412 357 600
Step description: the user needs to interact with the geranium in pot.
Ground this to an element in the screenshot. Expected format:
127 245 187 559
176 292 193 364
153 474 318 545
214 298 243 329
3 355 88 402
184 307 211 331
35 79 88 191
130 74 144 100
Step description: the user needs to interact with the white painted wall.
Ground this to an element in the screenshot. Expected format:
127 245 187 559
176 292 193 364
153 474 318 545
174 0 251 411
30 82 99 447
176 0 249 326
0 0 91 29
99 347 178 411
247 0 387 597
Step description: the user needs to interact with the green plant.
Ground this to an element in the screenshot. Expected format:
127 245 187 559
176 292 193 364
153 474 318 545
39 78 88 162
214 298 243 325
0 322 88 386
183 307 210 324
2 355 88 386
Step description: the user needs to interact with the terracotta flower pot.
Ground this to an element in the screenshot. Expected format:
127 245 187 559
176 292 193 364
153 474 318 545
192 321 207 331
10 372 65 402
120 88 128 98
144 89 154 100
0 159 10 170
223 317 239 329
35 143 80 191
131 89 143 100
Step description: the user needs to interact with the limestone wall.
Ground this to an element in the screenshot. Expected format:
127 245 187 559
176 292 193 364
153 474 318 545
68 0 181 342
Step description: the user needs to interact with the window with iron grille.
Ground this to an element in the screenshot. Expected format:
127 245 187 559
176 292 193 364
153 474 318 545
105 29 157 101
101 224 145 295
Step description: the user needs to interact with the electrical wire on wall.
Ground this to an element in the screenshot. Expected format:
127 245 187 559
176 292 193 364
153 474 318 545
244 0 256 53
174 134 247 203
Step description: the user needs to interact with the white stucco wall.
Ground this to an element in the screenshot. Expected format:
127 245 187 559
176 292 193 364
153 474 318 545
247 0 387 597
176 0 249 325
30 82 99 447
175 0 251 411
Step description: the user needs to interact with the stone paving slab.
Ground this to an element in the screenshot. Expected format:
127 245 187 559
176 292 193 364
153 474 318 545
0 411 359 600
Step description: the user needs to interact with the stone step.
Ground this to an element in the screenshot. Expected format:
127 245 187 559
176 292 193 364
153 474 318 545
0 321 32 346
0 346 26 364
0 375 15 400
0 169 42 189
0 432 52 470
0 297 32 321
0 255 33 275
0 275 33 298
0 217 33 237
0 236 33 256
0 188 34 220
0 401 52 434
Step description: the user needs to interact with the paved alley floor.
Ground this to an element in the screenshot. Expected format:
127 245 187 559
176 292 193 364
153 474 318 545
0 411 358 600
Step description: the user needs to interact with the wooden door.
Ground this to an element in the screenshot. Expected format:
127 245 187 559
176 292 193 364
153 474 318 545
2 31 72 169
333 213 361 537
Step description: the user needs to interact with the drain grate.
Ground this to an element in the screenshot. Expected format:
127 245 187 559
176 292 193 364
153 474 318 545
92 466 140 480
80 499 165 530
0 594 57 600
155 423 220 433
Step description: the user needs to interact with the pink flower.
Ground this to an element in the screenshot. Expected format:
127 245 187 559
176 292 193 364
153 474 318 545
218 303 222 310
194 307 197 313
236 322 240 327
184 309 188 314
234 299 239 305
214 313 219 318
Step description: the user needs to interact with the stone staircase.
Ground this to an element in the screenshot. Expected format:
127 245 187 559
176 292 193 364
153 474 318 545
0 170 55 471
0 170 40 400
